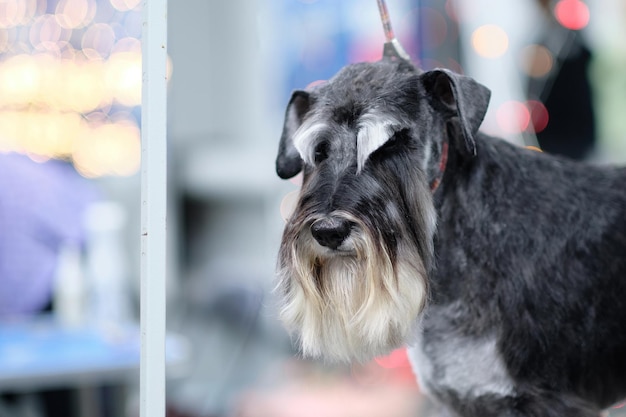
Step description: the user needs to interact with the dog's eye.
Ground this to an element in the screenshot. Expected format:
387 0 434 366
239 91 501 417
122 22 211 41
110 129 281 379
369 128 411 164
381 128 410 151
390 128 410 143
314 141 330 164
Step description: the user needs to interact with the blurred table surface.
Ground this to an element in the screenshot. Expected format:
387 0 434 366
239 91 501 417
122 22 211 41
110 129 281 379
0 316 187 392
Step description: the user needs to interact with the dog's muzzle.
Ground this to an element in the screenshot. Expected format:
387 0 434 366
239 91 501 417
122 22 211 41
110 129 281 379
310 216 353 250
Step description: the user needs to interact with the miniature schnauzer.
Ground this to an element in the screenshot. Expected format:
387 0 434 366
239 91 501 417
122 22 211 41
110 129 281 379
274 58 626 417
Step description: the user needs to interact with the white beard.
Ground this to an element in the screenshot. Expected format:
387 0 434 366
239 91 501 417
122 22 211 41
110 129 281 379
276 212 429 363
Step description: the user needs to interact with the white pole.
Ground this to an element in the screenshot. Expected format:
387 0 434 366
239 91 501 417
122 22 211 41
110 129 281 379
140 0 168 416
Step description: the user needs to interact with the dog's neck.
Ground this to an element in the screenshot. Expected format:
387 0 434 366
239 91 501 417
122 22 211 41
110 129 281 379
430 140 449 192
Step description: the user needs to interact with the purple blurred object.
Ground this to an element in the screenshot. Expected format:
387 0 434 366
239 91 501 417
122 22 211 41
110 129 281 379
0 153 98 316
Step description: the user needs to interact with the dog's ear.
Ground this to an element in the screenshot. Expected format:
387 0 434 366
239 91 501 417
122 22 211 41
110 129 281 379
421 69 491 155
276 90 311 179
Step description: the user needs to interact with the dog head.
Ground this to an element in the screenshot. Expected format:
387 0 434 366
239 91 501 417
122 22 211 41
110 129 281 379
275 59 490 362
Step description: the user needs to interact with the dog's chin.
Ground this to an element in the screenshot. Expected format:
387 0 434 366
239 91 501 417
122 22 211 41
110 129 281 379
276 227 428 364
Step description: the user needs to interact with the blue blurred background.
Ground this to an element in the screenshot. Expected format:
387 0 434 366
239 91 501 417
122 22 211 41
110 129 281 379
0 0 625 416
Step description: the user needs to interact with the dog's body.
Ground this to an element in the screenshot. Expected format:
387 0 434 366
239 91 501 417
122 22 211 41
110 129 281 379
409 132 626 416
274 59 626 416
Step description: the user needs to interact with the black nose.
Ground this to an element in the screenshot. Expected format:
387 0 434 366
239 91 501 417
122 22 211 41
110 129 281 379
310 217 352 250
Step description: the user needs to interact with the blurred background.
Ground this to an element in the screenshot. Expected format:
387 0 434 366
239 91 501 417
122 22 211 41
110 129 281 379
0 0 625 416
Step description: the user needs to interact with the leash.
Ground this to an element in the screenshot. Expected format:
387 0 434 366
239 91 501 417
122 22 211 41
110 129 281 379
376 0 411 61
375 0 444 192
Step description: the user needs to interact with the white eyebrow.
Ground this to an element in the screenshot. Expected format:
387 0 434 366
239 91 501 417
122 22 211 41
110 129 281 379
356 113 400 172
293 120 327 165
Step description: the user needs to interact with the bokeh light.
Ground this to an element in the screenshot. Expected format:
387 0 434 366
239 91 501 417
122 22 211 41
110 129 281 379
55 0 97 29
64 56 108 113
109 0 141 11
471 24 509 59
496 100 530 134
554 0 590 30
520 44 554 78
0 54 42 105
106 51 142 106
526 100 550 133
305 80 327 91
29 14 71 51
73 115 141 178
81 23 116 59
0 28 13 52
0 0 38 28
0 110 82 157
0 0 157 178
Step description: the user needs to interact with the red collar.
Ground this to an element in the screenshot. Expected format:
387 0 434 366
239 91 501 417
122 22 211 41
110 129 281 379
430 141 449 192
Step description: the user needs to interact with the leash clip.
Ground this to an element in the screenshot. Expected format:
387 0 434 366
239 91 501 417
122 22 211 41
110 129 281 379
377 0 411 61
